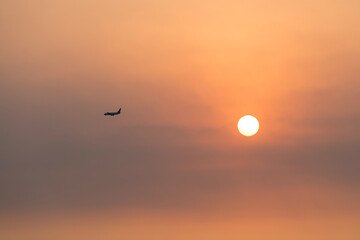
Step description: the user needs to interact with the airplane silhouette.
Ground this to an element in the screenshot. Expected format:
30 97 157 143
104 108 121 116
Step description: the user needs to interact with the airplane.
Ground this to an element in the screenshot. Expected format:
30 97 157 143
104 108 121 116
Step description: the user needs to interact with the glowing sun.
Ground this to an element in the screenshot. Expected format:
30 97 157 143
238 115 259 136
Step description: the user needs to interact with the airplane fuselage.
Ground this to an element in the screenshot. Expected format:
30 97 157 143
104 108 121 116
104 112 119 116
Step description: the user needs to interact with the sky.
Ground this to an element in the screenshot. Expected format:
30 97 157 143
1 0 360 239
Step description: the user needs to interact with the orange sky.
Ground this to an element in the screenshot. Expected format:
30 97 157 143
1 0 360 239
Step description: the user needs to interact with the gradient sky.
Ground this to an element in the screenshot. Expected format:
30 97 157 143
1 0 360 239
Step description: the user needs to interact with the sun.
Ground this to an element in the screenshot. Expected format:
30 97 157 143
238 115 259 136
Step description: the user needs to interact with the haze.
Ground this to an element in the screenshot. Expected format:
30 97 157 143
1 0 360 239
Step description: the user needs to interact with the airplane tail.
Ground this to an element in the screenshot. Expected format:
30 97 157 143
118 108 121 113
